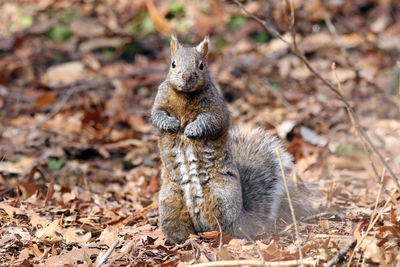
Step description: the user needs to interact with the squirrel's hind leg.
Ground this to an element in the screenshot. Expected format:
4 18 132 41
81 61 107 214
208 177 263 239
159 182 195 243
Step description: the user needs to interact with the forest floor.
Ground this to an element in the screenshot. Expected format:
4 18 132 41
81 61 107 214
1 0 400 266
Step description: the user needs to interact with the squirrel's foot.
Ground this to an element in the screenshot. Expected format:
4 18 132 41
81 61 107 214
160 213 194 243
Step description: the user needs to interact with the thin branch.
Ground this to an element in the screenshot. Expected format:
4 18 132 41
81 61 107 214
276 149 303 267
232 0 290 46
347 188 396 266
332 60 380 180
212 212 223 250
326 237 356 267
190 258 317 267
368 168 386 227
95 239 120 267
232 0 400 192
285 0 297 51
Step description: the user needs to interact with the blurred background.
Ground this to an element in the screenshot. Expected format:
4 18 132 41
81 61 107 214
0 0 400 265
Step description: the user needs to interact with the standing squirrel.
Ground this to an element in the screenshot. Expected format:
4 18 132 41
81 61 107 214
151 36 316 244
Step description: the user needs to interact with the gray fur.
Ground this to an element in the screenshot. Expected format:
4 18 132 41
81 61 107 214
152 109 180 132
158 179 195 242
184 112 222 137
169 46 209 92
154 37 317 243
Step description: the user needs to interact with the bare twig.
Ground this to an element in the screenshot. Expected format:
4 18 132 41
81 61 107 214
248 74 292 109
190 240 217 262
95 239 120 267
232 0 290 46
279 212 333 234
212 212 223 250
331 62 380 179
301 212 332 222
368 168 386 227
326 237 357 267
190 258 317 267
232 0 400 192
285 0 297 51
276 149 303 267
347 188 396 266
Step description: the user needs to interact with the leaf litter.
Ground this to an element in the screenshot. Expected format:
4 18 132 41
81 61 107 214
0 0 400 266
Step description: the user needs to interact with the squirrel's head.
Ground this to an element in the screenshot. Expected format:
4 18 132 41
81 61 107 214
168 35 209 93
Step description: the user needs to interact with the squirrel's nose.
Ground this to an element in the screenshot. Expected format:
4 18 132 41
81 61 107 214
182 74 192 82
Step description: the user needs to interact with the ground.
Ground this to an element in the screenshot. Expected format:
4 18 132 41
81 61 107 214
0 0 400 266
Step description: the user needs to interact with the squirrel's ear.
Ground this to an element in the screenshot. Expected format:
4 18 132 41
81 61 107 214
170 34 180 55
196 36 209 58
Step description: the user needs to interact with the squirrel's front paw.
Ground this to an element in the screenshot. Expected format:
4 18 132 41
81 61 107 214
164 117 180 132
184 122 202 137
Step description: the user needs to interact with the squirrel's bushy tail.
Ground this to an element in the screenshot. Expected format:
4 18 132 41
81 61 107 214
230 126 318 235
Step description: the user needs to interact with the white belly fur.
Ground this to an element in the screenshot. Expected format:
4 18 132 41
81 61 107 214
170 143 214 231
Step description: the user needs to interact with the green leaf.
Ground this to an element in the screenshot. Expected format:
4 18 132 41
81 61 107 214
47 159 65 171
141 17 155 33
20 16 33 27
62 11 77 24
228 15 247 30
169 1 185 17
337 143 357 155
177 20 187 33
270 81 281 89
214 37 228 51
48 24 71 41
249 32 269 43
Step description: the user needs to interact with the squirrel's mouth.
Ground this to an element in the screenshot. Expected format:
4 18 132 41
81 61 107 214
177 80 200 92
180 85 197 92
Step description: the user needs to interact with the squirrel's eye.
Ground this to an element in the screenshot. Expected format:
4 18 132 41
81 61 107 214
171 61 176 68
199 62 204 70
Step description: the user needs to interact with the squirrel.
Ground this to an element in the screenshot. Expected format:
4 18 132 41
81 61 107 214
151 35 316 244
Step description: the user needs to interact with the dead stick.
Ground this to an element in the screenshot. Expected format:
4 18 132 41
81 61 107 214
190 258 317 267
347 188 396 266
368 168 385 227
332 62 380 179
326 237 356 267
212 212 223 250
232 0 400 193
276 149 303 267
95 239 120 267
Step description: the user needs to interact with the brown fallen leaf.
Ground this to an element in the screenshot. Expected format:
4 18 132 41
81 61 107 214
34 91 57 111
98 226 118 247
260 239 283 261
59 227 92 244
43 247 100 266
144 0 172 35
35 219 61 242
197 231 220 239
0 203 24 219
41 62 86 87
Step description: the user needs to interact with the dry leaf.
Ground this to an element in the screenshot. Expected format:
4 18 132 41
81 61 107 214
34 91 57 110
144 0 171 35
42 62 86 87
59 227 92 244
36 219 60 242
98 226 118 247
